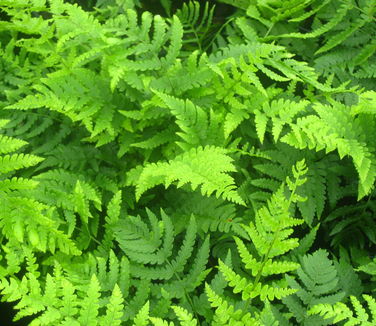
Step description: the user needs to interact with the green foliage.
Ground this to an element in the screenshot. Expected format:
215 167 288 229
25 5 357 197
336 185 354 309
0 0 375 325
132 145 245 204
0 260 125 325
281 98 376 199
204 160 306 323
112 209 210 297
283 249 363 325
309 294 376 325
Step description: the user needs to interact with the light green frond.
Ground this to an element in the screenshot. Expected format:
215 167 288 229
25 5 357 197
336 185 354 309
133 301 150 326
281 102 376 199
163 15 183 65
172 306 197 326
134 146 245 205
152 91 208 148
78 275 101 325
0 153 44 174
0 177 38 192
205 283 258 325
0 134 28 153
99 284 124 326
309 294 376 325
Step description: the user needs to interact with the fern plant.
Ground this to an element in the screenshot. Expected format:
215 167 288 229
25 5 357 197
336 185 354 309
0 0 375 325
130 145 245 205
0 258 125 325
0 120 80 256
283 249 363 325
112 209 210 304
309 294 376 325
205 160 308 323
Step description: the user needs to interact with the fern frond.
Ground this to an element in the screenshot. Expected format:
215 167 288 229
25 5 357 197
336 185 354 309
163 15 183 65
0 129 80 255
208 160 307 318
133 301 150 326
283 249 350 325
152 90 209 149
6 68 118 146
113 209 209 298
175 1 216 53
172 305 197 326
134 145 245 205
205 283 257 325
266 0 352 40
309 294 376 325
0 153 43 174
0 259 125 325
0 134 28 153
99 284 124 326
78 274 101 325
281 101 376 199
253 98 310 143
164 191 247 238
0 177 38 192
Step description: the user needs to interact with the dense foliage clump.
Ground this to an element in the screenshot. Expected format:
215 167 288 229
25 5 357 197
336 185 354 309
0 0 375 325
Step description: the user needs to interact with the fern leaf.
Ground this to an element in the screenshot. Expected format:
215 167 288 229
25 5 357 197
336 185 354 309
99 284 124 326
78 275 101 325
0 153 44 174
152 90 208 148
309 294 376 325
283 249 349 324
315 14 371 55
133 301 150 326
254 109 268 143
149 318 174 326
176 1 215 53
269 0 352 40
164 15 183 65
0 134 28 153
134 146 245 205
0 177 38 192
164 234 210 297
172 306 197 326
210 161 307 316
106 191 122 225
205 283 257 325
281 102 376 199
113 209 208 296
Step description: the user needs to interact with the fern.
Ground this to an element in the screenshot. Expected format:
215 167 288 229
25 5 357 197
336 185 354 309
205 283 258 325
0 123 80 255
132 145 245 205
6 68 119 147
0 0 375 324
0 262 125 325
164 191 247 238
151 90 211 149
175 1 216 53
325 202 376 248
309 294 376 325
281 99 376 199
99 207 211 320
250 144 345 225
205 160 307 322
283 250 347 325
357 257 376 280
